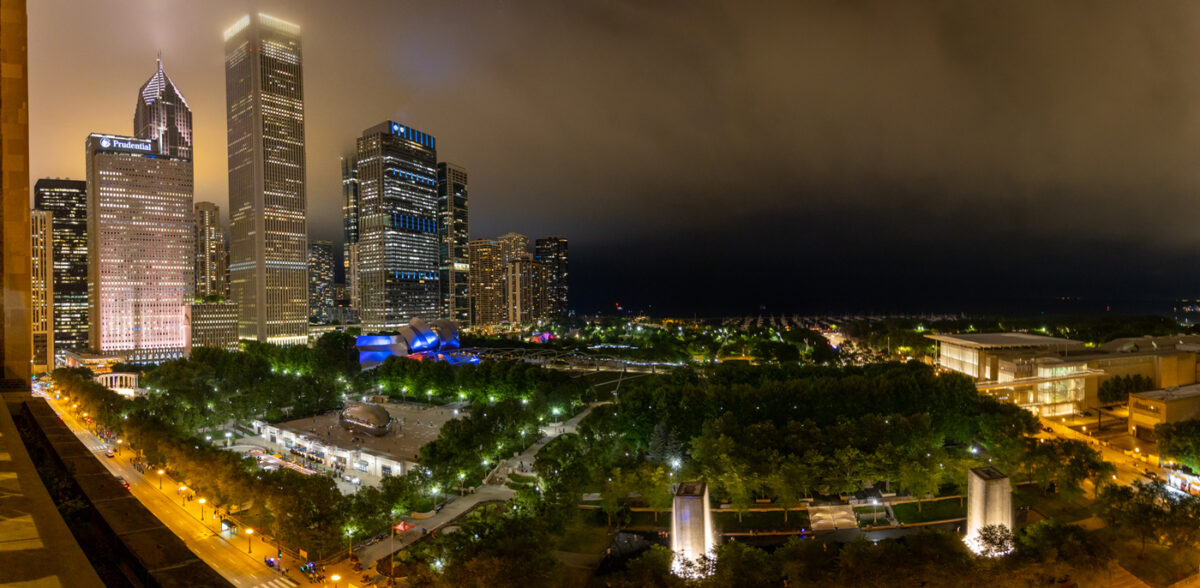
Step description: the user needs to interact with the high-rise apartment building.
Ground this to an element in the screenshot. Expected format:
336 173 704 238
86 133 193 362
356 121 439 331
468 239 504 328
134 54 192 159
437 162 469 325
34 179 88 355
308 240 334 320
505 258 535 325
341 153 359 309
497 232 530 265
31 209 52 373
535 236 569 319
195 202 227 299
224 13 308 344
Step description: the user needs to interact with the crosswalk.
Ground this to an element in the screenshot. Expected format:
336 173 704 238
252 577 298 588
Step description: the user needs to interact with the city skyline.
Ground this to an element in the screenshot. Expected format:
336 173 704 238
31 1 1200 316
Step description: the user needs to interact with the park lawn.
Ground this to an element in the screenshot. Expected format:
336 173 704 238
1117 539 1200 587
713 509 811 533
626 510 671 531
892 498 966 524
509 473 538 483
1012 486 1094 523
555 510 614 553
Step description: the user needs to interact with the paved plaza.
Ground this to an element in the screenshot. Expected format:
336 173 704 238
275 401 462 464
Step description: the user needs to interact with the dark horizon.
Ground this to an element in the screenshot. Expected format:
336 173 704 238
27 0 1200 316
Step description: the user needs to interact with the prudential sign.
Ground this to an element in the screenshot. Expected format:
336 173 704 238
97 136 152 153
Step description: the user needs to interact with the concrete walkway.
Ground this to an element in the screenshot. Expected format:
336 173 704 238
356 402 608 569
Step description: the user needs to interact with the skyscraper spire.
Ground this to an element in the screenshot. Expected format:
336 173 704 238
134 52 192 159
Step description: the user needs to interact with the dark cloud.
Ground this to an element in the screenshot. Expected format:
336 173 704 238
28 0 1200 314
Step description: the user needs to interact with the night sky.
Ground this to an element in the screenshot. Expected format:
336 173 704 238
27 1 1200 317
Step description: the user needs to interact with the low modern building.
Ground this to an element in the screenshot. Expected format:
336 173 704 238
1128 384 1200 440
930 332 1200 416
187 302 239 353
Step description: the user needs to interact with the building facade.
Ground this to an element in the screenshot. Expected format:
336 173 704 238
31 209 52 373
505 257 535 325
437 162 469 325
534 236 568 319
341 152 359 309
467 239 504 328
224 13 308 344
133 54 192 160
33 179 88 356
187 302 239 353
356 121 439 331
86 134 193 363
194 202 227 299
308 240 334 320
0 0 32 389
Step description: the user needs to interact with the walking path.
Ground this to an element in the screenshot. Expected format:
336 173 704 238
355 402 609 570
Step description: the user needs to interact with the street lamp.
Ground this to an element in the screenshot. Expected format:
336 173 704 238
330 574 341 587
245 528 253 553
198 498 206 522
116 439 123 455
346 528 354 558
872 499 880 524
157 469 164 489
179 485 187 506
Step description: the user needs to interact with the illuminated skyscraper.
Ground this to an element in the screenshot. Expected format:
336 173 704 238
86 133 193 362
194 202 227 299
468 239 504 328
356 121 439 330
534 236 569 319
34 179 88 355
437 162 469 325
308 240 334 320
134 53 192 159
224 13 308 344
341 152 360 309
31 209 52 373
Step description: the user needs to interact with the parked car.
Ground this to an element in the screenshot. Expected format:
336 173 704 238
115 476 130 490
105 449 115 458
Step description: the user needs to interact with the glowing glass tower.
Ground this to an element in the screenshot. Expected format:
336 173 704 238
224 13 308 344
356 121 439 331
437 162 469 324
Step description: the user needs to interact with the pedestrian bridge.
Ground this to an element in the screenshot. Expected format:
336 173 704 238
94 372 141 398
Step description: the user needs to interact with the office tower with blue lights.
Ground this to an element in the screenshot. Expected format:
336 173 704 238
356 121 439 330
437 162 469 325
224 13 308 344
33 179 88 356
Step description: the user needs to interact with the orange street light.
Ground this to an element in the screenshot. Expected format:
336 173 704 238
331 574 341 587
245 528 254 553
157 469 164 489
198 498 206 521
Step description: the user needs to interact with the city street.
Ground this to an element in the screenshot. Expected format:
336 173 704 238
43 393 300 588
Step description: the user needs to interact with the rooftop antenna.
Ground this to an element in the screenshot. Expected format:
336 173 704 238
157 49 162 69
